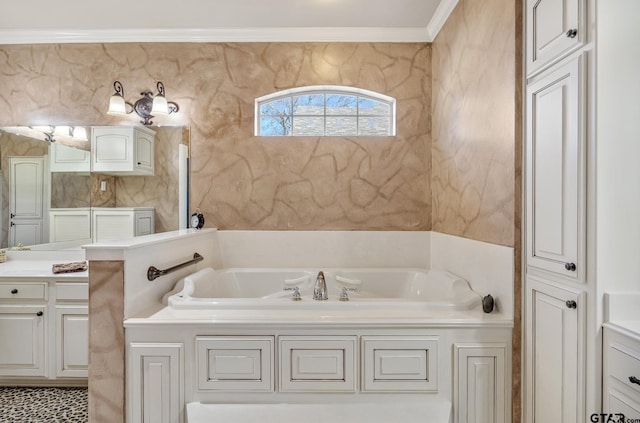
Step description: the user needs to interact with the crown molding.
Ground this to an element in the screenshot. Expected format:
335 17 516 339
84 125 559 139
0 27 435 44
426 0 459 41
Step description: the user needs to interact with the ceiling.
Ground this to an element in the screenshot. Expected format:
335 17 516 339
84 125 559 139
0 0 458 44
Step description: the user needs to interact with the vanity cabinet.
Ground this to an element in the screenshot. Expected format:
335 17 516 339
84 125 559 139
526 0 584 76
49 208 92 244
49 143 90 173
91 126 155 176
55 282 88 378
0 278 88 384
525 53 585 282
603 326 640 419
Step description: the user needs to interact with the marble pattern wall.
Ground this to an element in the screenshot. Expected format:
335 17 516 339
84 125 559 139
115 126 183 233
431 0 516 247
0 43 432 231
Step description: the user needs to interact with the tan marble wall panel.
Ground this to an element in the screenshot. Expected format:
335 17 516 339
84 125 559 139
431 0 516 247
0 43 432 231
51 173 91 208
90 174 116 207
88 260 125 423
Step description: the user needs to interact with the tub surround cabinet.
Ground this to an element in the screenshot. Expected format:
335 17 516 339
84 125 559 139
125 322 511 423
0 264 88 385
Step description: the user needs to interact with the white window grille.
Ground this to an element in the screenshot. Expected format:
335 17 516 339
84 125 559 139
255 86 396 137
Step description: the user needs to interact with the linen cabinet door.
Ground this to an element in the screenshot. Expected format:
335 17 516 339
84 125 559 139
524 277 585 423
526 54 585 281
526 0 584 76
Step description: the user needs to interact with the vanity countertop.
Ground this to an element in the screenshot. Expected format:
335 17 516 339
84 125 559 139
603 292 640 339
0 251 88 280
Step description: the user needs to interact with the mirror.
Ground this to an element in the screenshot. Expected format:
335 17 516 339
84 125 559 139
0 125 189 250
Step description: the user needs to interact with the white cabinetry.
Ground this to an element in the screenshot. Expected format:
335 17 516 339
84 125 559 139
0 282 48 377
49 208 91 244
49 143 90 173
526 0 584 76
524 0 592 420
525 277 585 423
55 283 88 378
92 207 155 242
0 278 88 384
129 343 184 423
525 54 585 281
91 126 155 176
455 343 508 423
603 327 640 420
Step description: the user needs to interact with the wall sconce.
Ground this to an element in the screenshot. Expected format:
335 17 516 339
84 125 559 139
107 80 179 126
30 125 88 143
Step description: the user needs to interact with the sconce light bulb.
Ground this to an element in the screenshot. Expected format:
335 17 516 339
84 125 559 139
72 126 88 141
108 94 127 116
152 95 169 115
53 126 71 137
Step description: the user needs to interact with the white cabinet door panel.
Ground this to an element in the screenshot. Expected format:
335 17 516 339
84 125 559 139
526 54 585 281
0 305 47 377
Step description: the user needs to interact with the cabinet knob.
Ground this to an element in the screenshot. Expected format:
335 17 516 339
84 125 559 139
566 300 577 309
630 376 640 385
10 288 18 294
36 311 43 317
566 28 578 38
565 262 577 272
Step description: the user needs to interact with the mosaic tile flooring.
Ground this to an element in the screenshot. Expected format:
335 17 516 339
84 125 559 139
0 387 88 423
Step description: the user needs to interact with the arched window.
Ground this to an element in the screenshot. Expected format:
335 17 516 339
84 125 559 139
255 86 396 137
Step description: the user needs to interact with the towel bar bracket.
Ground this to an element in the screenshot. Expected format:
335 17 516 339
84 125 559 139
147 252 203 281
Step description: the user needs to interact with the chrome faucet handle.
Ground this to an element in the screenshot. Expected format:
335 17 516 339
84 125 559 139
339 287 357 302
284 286 302 301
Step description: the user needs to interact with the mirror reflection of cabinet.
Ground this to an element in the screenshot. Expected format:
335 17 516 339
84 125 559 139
49 143 90 173
91 126 155 175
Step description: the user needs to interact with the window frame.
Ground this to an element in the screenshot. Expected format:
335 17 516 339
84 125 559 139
254 85 396 137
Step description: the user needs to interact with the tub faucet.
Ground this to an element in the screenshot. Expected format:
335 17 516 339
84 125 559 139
313 271 328 300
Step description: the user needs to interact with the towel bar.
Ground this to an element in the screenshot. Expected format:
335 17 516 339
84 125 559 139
147 252 203 281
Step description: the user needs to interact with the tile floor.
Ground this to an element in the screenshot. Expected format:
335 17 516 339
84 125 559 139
0 387 87 422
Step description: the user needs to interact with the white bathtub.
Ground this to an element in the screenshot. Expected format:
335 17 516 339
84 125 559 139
165 267 481 311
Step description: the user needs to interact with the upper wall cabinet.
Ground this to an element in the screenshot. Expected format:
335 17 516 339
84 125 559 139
526 0 584 77
526 54 585 282
49 143 90 173
91 126 155 176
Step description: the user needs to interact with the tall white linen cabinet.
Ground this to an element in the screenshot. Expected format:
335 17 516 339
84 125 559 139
524 0 640 421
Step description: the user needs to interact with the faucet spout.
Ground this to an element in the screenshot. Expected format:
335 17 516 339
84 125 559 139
313 271 328 300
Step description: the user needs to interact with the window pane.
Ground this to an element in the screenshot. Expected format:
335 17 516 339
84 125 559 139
358 98 390 116
292 117 324 136
260 116 292 136
358 117 391 136
260 98 292 116
326 94 357 115
326 117 357 136
293 95 324 115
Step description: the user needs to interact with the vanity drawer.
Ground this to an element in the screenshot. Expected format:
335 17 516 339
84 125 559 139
361 336 438 392
56 283 88 301
279 336 356 392
196 336 274 392
0 282 47 300
607 339 640 396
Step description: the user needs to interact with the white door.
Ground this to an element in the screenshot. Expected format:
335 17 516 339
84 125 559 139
526 55 585 280
56 306 88 378
525 277 585 423
9 157 45 247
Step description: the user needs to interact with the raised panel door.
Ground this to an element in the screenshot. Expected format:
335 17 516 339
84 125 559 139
525 277 585 423
0 305 47 377
526 0 583 75
526 54 585 281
